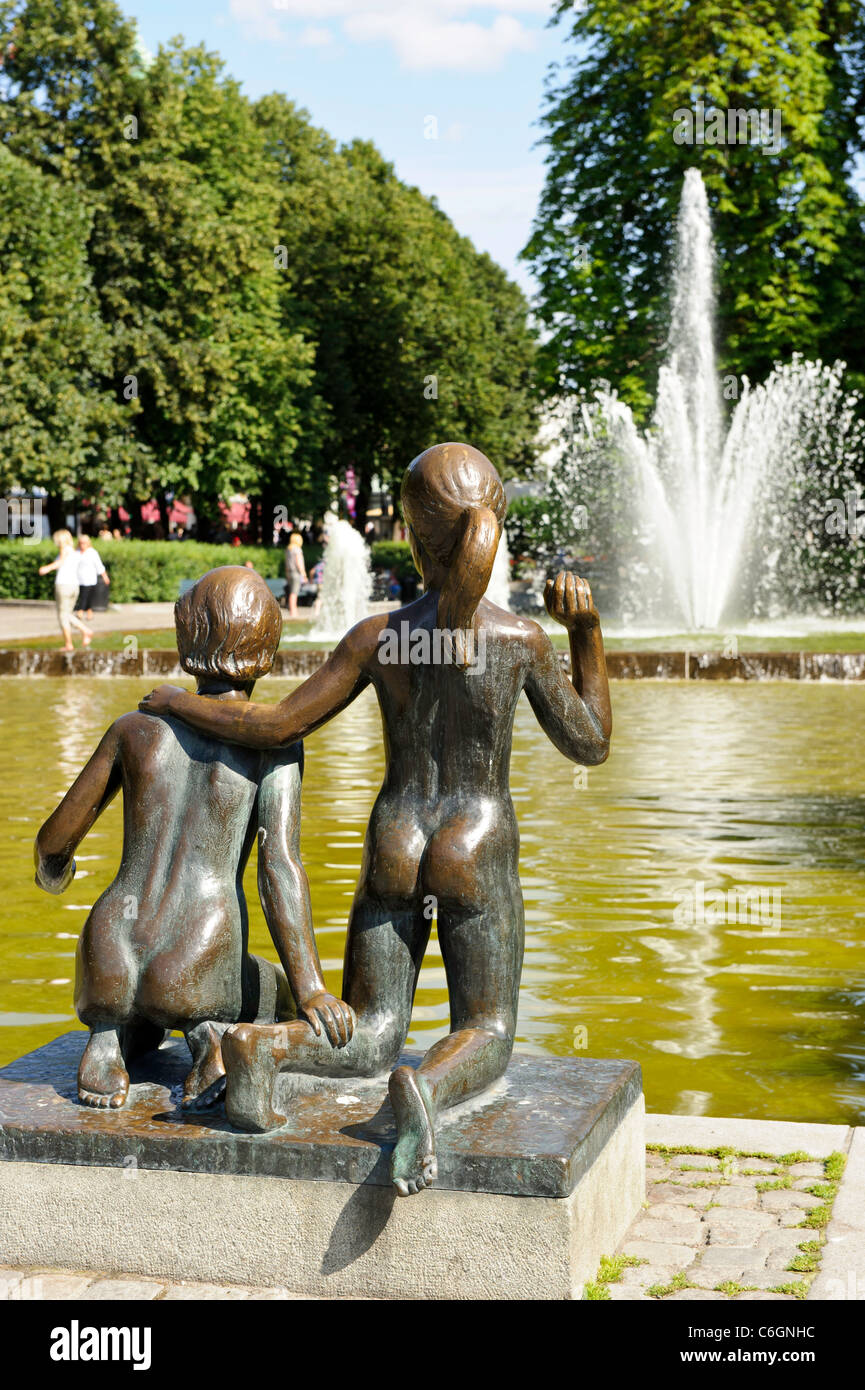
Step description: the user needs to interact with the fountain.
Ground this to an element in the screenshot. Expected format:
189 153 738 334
487 532 513 611
308 512 373 640
539 169 865 630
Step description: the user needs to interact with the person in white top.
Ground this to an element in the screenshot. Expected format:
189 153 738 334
38 529 93 651
75 534 110 621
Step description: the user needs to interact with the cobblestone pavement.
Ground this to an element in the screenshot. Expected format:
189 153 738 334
602 1147 837 1301
0 1267 345 1300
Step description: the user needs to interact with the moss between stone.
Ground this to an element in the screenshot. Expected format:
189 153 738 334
584 1253 646 1300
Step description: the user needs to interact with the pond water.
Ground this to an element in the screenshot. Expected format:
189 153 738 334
2 677 863 1124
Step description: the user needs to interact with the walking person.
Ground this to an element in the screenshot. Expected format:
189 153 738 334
284 532 307 620
38 530 92 651
75 534 109 622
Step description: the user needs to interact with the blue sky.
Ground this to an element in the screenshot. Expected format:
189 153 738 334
120 1 577 296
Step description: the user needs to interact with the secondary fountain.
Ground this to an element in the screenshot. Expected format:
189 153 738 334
308 512 373 640
538 169 865 630
487 532 513 611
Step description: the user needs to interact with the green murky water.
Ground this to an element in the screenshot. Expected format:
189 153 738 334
2 677 863 1124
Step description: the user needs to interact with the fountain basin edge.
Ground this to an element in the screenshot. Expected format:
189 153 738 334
1 648 865 680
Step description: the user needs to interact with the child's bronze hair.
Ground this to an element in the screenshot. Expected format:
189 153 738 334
401 441 507 633
175 566 282 684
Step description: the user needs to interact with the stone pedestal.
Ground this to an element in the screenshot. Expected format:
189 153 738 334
0 1033 644 1299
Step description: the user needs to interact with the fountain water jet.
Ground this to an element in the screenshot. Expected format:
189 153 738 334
548 170 865 629
487 533 512 611
308 513 372 640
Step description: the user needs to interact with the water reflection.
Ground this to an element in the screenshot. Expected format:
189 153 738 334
0 677 863 1123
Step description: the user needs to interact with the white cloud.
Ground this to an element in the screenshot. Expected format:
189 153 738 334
300 26 334 46
230 0 547 71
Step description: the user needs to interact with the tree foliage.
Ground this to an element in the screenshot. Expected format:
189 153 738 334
0 0 537 531
524 1 865 413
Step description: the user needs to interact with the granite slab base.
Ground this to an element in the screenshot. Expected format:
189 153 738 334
0 1033 645 1299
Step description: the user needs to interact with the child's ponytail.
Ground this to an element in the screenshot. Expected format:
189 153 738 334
437 504 500 634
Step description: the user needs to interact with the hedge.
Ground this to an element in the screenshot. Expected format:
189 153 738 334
0 539 289 603
369 540 415 581
0 537 414 603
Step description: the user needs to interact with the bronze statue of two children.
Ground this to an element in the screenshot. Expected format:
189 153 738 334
35 443 611 1197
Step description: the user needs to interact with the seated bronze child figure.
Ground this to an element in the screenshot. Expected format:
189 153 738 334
34 566 354 1111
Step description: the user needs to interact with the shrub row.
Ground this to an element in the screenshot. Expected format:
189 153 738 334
0 537 414 603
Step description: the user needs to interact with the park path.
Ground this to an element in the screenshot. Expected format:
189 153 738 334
0 601 176 643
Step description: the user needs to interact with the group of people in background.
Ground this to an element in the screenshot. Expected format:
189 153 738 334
39 531 110 651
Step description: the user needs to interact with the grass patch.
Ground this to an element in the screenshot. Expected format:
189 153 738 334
646 1271 691 1299
756 1177 792 1193
714 1281 759 1296
824 1152 847 1183
646 1143 818 1165
584 1253 645 1300
805 1182 836 1200
770 1280 811 1300
800 1204 832 1229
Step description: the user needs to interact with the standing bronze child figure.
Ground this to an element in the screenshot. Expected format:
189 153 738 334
142 445 611 1195
36 567 353 1111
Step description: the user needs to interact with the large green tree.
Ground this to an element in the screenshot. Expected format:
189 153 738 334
524 0 865 413
256 96 538 523
0 145 138 521
0 0 319 530
1 0 538 534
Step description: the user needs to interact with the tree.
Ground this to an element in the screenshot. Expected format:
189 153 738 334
524 1 865 413
0 1 319 531
0 145 138 521
256 97 538 523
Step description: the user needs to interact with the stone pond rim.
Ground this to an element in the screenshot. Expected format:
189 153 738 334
2 647 865 679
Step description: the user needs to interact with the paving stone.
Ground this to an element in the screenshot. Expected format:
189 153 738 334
792 1177 825 1192
685 1264 740 1290
756 1228 809 1253
779 1210 810 1229
82 1279 165 1300
628 1220 703 1247
604 1283 648 1301
245 1289 298 1300
666 1289 728 1301
649 1184 715 1208
645 1116 849 1159
699 1246 767 1271
709 1187 759 1209
646 1153 670 1169
760 1190 823 1213
735 1158 780 1173
705 1210 776 1244
672 1155 721 1171
619 1264 677 1289
736 1270 801 1292
642 1201 704 1224
0 1271 24 1297
726 1174 764 1188
162 1283 254 1301
787 1163 824 1179
21 1273 95 1298
621 1240 695 1266
735 1291 797 1301
764 1249 810 1272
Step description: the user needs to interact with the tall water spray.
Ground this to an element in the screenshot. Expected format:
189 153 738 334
562 169 865 629
308 513 372 639
487 532 512 611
